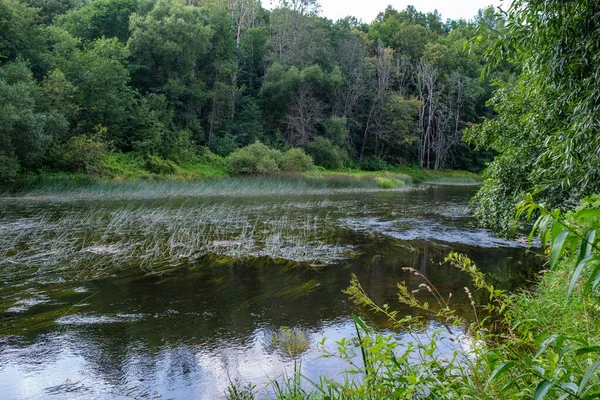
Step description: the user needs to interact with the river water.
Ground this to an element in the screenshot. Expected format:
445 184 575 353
0 184 539 399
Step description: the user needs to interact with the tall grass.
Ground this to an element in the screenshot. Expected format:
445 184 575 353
1 175 419 200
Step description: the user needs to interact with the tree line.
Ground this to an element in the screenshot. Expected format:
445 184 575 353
0 0 501 182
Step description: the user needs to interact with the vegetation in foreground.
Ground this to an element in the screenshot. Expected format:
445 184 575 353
227 197 600 399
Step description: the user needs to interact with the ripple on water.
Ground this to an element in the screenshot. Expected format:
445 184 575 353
56 313 145 326
340 216 528 248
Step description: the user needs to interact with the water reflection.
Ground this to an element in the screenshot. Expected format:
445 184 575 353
0 185 540 399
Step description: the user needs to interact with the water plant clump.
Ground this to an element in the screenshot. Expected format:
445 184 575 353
269 327 310 358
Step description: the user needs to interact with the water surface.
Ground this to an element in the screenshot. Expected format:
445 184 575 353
0 184 539 399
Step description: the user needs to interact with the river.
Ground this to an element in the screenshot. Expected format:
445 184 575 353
0 183 539 399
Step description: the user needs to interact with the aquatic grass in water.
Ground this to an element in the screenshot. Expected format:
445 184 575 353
0 202 351 282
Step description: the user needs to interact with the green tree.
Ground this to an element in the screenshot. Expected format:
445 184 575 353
0 0 46 72
467 0 600 229
128 0 212 140
0 61 67 181
58 0 137 43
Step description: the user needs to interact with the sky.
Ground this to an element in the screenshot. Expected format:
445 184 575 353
263 0 504 23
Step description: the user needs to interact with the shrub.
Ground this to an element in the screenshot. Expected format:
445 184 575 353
361 155 389 171
197 147 227 168
227 142 283 175
210 133 238 157
306 137 348 170
375 177 405 189
281 148 314 172
66 134 108 176
144 155 178 175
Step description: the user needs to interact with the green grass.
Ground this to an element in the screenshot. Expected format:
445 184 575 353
388 164 481 184
106 152 229 181
1 153 480 197
308 166 481 186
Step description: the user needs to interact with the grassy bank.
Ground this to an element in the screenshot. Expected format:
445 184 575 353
1 151 480 196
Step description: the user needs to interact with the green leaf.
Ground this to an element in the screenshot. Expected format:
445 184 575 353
550 230 570 268
560 382 578 394
578 360 600 396
583 390 600 400
539 215 553 248
583 258 600 293
576 347 600 356
577 230 597 265
535 334 558 359
576 209 600 219
567 255 595 299
551 221 564 243
533 380 554 400
485 361 514 390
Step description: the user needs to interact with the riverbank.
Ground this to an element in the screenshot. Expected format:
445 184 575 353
1 152 480 197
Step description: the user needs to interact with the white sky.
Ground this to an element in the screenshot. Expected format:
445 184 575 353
264 0 505 23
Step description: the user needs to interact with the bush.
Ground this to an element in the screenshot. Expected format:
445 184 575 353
66 134 108 176
227 142 283 175
144 155 178 175
361 155 389 171
306 137 348 170
197 147 227 168
281 148 314 172
374 176 406 189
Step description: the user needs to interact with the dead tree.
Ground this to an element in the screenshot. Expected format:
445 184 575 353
286 85 325 146
360 44 393 161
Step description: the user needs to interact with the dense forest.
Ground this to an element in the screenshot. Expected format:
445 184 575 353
0 0 500 179
1 0 599 226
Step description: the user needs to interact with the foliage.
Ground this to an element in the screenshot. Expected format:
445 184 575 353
0 0 498 183
227 142 283 175
58 0 137 43
226 380 256 400
66 131 108 176
210 133 238 157
0 0 46 70
467 0 600 229
306 138 348 170
0 61 67 182
322 116 348 147
361 155 389 171
264 200 600 398
374 177 404 189
144 155 178 175
281 148 314 172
